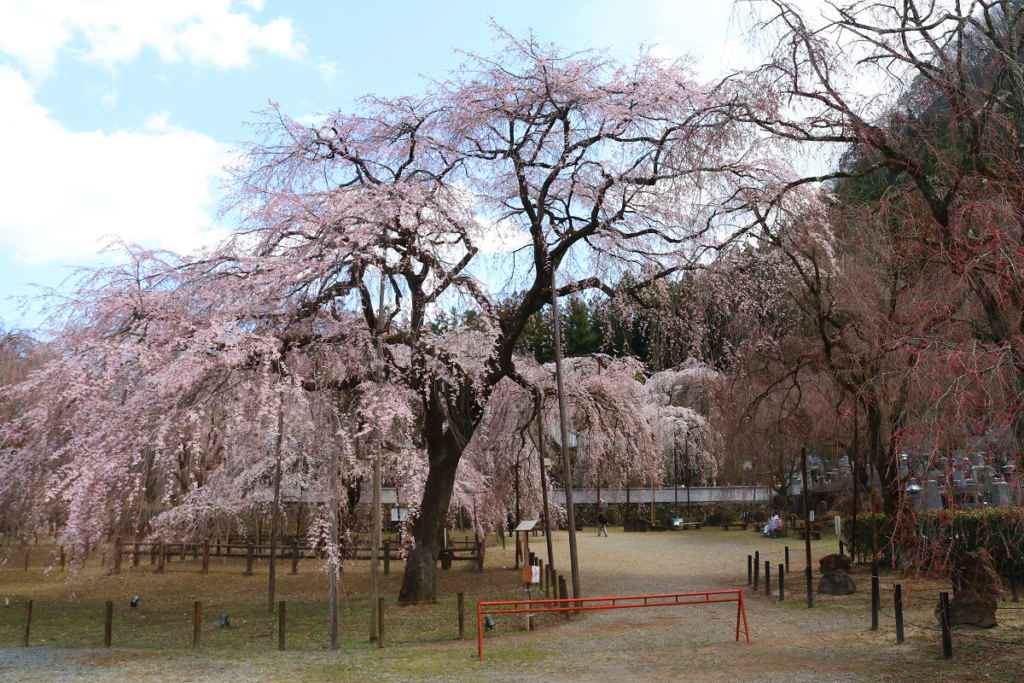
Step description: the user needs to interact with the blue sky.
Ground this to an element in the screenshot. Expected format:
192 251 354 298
0 0 759 329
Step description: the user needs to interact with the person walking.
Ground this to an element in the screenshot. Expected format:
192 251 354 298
597 509 608 537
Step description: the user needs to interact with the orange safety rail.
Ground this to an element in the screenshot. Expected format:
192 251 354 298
476 589 750 660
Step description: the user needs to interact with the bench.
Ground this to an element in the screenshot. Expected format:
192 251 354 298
438 541 484 572
721 522 748 531
672 519 702 530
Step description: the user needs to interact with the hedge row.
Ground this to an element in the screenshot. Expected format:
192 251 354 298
842 508 1024 574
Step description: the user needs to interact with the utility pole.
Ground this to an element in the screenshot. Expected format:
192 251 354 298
852 401 858 560
369 269 386 642
268 390 285 613
514 459 522 569
329 421 340 650
550 268 581 599
673 446 679 517
537 405 555 571
801 446 813 607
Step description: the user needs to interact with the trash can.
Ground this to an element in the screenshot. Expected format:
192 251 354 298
439 548 453 570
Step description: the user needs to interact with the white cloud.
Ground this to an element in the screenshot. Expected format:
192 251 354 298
0 65 231 264
0 0 305 77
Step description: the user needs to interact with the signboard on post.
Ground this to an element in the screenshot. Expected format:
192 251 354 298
834 515 841 538
522 564 540 584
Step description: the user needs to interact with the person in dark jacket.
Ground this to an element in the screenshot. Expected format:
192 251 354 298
597 510 608 537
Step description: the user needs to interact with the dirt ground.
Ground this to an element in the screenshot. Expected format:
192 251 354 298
2 527 1022 682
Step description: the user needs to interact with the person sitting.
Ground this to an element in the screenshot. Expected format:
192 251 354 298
763 514 783 537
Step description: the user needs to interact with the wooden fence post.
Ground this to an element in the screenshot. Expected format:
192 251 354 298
193 601 202 648
202 542 210 574
104 600 113 647
133 544 140 567
558 575 569 620
778 564 785 602
60 547 66 572
940 591 953 659
22 599 33 647
150 544 157 565
113 538 122 575
278 601 286 651
291 540 299 575
458 592 465 640
377 597 385 649
894 584 905 644
871 562 879 631
245 543 254 576
156 543 165 574
383 540 390 575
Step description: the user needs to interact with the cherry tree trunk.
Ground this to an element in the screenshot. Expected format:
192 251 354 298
398 391 468 604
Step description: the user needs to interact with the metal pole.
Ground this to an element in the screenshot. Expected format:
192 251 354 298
778 565 785 602
550 268 581 599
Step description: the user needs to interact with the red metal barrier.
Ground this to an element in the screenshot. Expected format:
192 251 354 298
476 589 750 660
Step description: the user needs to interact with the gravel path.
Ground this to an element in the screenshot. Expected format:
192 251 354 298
0 528 964 682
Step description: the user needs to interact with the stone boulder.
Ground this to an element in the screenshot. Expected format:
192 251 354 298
936 549 1003 629
818 570 857 595
818 553 853 574
938 592 999 629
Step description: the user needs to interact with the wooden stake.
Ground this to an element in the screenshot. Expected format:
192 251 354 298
104 600 113 647
193 601 202 648
278 601 286 651
894 584 904 644
377 597 384 648
22 599 32 647
458 592 465 640
940 591 953 658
